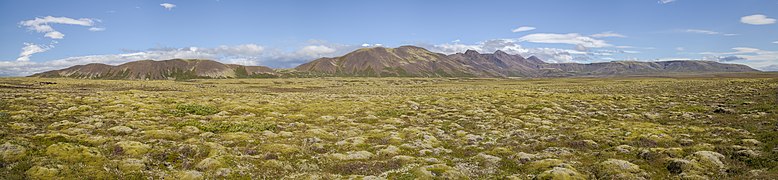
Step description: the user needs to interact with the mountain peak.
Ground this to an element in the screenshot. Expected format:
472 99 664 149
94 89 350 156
494 50 508 56
464 49 480 56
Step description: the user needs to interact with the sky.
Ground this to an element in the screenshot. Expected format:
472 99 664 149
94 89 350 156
1 0 777 76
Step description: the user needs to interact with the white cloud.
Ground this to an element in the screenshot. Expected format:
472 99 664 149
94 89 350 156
160 3 176 10
205 44 265 56
681 29 738 36
703 56 746 62
511 26 536 33
658 0 676 4
699 47 778 68
591 32 626 38
19 16 97 39
17 43 52 62
88 27 106 31
684 29 719 35
519 33 611 48
44 31 65 39
772 41 778 44
421 39 623 63
360 43 383 47
296 45 336 57
741 14 776 25
0 42 366 76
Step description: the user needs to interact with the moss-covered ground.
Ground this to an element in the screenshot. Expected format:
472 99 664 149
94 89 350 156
0 77 776 179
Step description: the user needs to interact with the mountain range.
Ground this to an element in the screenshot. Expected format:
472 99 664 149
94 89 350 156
30 46 758 79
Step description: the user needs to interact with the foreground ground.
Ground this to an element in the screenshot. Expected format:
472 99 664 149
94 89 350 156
0 76 777 179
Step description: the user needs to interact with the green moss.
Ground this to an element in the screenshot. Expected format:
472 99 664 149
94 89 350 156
143 130 182 140
174 120 276 133
0 142 27 162
45 143 106 163
26 166 60 180
115 141 151 156
166 104 219 116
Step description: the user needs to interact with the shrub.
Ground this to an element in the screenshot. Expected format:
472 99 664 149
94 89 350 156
174 120 276 133
166 104 219 116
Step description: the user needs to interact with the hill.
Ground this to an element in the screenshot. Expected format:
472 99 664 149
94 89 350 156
30 59 276 80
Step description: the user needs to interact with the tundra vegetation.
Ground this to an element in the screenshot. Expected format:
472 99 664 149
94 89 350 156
0 77 776 179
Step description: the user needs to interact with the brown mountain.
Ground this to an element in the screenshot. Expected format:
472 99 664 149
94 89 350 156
294 46 758 77
294 46 485 77
30 59 276 80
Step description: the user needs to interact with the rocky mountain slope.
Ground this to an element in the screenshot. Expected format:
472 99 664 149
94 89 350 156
30 59 276 80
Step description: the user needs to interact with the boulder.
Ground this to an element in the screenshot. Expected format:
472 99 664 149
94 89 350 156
596 159 649 180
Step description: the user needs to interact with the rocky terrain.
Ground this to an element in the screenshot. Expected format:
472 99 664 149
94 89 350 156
31 46 758 80
0 77 776 179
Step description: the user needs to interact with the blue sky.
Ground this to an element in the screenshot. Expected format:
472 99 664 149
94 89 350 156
1 0 777 76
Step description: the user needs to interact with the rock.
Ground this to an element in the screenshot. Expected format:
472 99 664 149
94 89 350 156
0 142 27 162
196 157 224 171
330 151 374 161
536 167 586 180
688 151 726 171
412 164 467 179
713 107 735 114
108 126 133 134
596 159 648 180
614 145 634 154
26 166 60 180
115 141 150 156
734 149 760 159
666 158 702 174
515 152 538 163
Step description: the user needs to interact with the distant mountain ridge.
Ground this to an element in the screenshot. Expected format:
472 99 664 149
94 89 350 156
294 46 758 77
30 46 759 79
30 59 276 80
